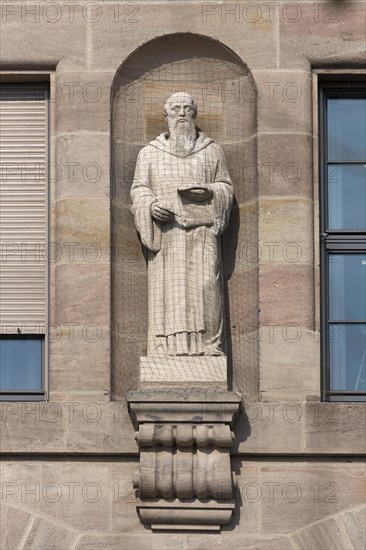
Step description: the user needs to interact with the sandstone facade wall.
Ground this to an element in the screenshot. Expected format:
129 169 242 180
1 1 365 547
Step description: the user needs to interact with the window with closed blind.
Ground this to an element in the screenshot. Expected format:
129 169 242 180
0 82 49 400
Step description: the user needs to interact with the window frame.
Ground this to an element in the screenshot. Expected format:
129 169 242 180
0 72 53 402
0 335 46 401
319 78 366 402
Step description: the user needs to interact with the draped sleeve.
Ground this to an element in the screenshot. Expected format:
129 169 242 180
130 147 161 252
209 144 234 236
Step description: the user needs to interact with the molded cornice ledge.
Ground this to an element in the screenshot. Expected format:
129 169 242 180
127 390 241 532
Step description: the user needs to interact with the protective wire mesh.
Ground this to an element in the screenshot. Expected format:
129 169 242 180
111 34 259 400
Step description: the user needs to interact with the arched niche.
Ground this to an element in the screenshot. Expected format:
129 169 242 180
111 33 259 400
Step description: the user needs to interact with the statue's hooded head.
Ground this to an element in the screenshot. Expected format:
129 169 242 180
164 93 197 155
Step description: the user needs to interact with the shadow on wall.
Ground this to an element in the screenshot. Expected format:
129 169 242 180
111 33 259 401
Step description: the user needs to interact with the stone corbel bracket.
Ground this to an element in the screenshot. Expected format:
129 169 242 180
128 390 241 532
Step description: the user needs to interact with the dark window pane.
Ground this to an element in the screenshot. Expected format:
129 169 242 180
328 99 366 161
329 254 366 321
329 324 366 391
328 164 366 230
0 338 43 390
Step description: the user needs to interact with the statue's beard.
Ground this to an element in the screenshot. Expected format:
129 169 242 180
168 120 196 156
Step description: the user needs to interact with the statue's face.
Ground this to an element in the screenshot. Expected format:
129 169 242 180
165 93 196 132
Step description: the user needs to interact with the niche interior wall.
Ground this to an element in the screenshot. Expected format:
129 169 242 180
111 33 259 400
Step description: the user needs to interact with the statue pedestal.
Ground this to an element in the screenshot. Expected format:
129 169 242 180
140 356 227 383
128 390 241 532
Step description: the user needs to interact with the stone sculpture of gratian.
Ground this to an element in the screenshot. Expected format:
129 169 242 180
131 93 233 357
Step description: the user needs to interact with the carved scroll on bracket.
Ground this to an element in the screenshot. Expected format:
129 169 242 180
128 391 241 532
134 424 235 500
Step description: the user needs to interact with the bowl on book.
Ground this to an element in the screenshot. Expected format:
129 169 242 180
178 185 213 202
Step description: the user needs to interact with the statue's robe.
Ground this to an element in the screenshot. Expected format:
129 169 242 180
131 131 233 356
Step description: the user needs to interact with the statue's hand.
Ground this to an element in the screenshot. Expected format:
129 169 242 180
151 202 175 222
